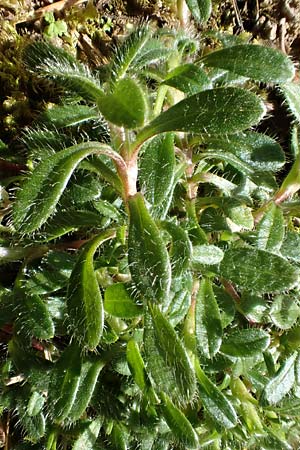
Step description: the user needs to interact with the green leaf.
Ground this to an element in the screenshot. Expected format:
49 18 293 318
220 328 270 357
140 87 265 140
40 210 104 241
110 26 151 81
72 418 102 450
110 423 128 450
126 339 150 392
139 133 175 216
23 41 104 102
128 193 171 304
225 203 254 231
25 251 74 295
281 82 300 123
159 392 199 449
27 392 45 417
281 230 300 262
13 142 120 234
256 203 284 252
98 78 147 128
195 279 223 359
163 64 211 95
160 221 192 276
67 230 115 350
219 247 300 293
240 292 267 323
205 132 285 172
195 360 237 429
260 352 297 405
68 358 105 422
19 411 45 442
202 45 295 83
38 104 100 129
48 344 82 422
144 304 196 405
186 0 212 23
269 294 300 330
15 293 55 340
104 283 142 318
192 244 224 267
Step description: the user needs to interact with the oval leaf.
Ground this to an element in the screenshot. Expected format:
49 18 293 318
202 45 295 83
98 78 147 128
196 279 223 359
159 392 199 449
281 82 300 123
269 294 300 330
73 418 102 450
144 304 196 405
15 293 54 340
195 360 237 429
163 64 211 95
140 87 266 139
104 283 142 318
193 244 224 267
128 193 171 304
68 358 105 422
139 133 175 215
67 230 115 350
206 132 285 172
256 203 284 253
260 352 297 405
219 247 300 293
186 0 212 23
220 328 270 357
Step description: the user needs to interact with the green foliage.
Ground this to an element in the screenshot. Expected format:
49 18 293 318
2 24 300 449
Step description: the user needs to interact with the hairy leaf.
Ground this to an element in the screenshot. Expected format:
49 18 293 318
160 221 192 276
73 418 102 450
139 87 265 140
15 292 54 340
128 193 171 304
98 78 148 128
202 45 295 83
186 0 212 23
38 104 100 129
144 304 196 405
256 203 284 252
67 230 115 350
220 328 270 357
163 64 211 94
104 283 142 318
260 352 297 405
219 247 299 293
139 133 175 214
195 360 237 429
192 244 224 267
159 392 199 449
205 132 285 172
48 344 82 422
269 294 300 330
13 142 121 233
68 358 105 421
23 41 104 101
126 339 150 392
196 278 223 359
281 82 300 123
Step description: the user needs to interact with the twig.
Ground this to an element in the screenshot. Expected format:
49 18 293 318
17 0 88 23
232 0 244 32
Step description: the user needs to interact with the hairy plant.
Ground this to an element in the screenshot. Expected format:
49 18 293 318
1 23 300 450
